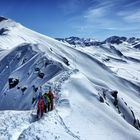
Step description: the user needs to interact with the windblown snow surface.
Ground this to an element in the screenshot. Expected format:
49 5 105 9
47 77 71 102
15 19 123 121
0 17 140 140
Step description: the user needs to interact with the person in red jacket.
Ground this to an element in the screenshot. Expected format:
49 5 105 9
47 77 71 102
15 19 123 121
47 87 54 111
37 93 44 118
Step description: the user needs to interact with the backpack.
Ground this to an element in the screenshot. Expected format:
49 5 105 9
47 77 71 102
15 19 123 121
44 93 50 103
48 91 54 100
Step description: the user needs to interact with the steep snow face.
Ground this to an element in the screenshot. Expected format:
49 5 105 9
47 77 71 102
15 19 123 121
0 43 65 109
0 17 140 139
56 72 140 140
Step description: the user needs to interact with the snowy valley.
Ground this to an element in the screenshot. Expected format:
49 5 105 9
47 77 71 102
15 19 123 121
0 16 140 140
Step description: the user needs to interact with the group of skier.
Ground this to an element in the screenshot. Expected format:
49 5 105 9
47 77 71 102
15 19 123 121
32 87 54 118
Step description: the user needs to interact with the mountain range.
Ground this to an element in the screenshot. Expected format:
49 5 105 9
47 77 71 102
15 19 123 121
0 16 140 140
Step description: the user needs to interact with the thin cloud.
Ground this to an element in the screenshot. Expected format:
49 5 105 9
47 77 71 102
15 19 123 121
84 7 106 19
122 11 140 23
58 0 83 16
103 27 140 31
83 5 115 28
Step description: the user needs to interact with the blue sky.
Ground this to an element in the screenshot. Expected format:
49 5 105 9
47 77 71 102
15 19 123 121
0 0 140 40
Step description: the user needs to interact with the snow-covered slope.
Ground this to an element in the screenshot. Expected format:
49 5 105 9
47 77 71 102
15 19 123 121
0 16 140 140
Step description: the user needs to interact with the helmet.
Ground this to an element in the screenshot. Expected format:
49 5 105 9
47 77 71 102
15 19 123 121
39 92 42 96
49 86 51 90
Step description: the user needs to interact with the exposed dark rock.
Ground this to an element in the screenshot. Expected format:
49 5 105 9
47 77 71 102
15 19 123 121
111 90 118 99
21 87 27 92
99 96 104 103
0 28 9 35
133 118 140 130
45 62 48 67
133 44 140 49
117 107 121 114
124 101 127 106
62 57 70 66
103 92 106 99
106 102 110 106
130 109 140 130
22 58 27 64
32 85 38 92
38 72 44 78
120 37 127 41
9 78 19 89
103 58 110 62
104 36 127 44
32 97 36 104
131 110 135 118
110 45 123 56
0 17 7 22
114 99 118 106
111 90 119 107
127 37 136 43
35 67 40 71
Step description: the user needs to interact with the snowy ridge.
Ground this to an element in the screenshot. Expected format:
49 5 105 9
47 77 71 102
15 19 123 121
0 43 66 109
0 17 140 140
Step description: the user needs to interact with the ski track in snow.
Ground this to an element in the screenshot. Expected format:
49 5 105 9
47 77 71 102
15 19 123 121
55 110 81 140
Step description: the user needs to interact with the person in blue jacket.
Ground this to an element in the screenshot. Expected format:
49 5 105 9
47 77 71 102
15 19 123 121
32 87 45 118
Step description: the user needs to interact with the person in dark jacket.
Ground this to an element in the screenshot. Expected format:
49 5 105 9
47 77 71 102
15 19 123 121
47 87 54 111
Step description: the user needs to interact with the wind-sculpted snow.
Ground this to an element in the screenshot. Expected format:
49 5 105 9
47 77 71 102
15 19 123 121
0 17 140 140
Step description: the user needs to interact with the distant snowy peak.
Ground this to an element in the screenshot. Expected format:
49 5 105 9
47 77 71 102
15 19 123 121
56 36 101 47
104 36 127 44
104 36 140 44
56 36 140 49
104 36 140 50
